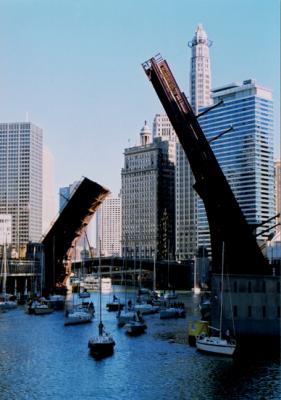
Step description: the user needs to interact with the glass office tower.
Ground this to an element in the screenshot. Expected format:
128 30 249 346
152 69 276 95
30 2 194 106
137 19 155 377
198 80 274 251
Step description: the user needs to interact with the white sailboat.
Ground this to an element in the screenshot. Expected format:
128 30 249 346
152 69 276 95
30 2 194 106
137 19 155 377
0 242 17 310
64 301 94 326
116 256 135 327
196 242 236 356
88 242 115 358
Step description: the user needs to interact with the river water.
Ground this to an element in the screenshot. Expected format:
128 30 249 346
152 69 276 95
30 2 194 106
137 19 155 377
0 289 280 400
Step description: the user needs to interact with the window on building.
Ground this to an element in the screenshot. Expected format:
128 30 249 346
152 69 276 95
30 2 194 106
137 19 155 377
233 305 238 318
248 306 252 317
248 281 252 293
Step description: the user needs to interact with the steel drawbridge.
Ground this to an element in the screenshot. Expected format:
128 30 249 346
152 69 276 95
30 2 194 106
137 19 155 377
42 177 109 292
142 55 269 274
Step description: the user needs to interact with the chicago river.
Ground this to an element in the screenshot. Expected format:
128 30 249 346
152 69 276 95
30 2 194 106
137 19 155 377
0 289 280 400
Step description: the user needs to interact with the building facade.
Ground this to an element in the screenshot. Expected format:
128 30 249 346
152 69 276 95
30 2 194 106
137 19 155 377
96 194 121 257
175 23 213 260
0 122 43 255
121 122 175 260
198 80 275 251
59 180 80 212
275 160 281 233
42 144 56 235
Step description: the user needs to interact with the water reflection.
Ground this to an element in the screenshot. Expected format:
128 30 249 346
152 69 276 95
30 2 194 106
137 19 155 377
0 290 280 400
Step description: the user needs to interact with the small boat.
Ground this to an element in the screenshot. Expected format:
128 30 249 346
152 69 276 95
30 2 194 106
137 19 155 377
64 308 93 326
78 290 91 299
88 322 115 357
88 243 115 358
188 320 209 346
48 294 65 309
164 291 178 300
106 295 124 312
0 243 17 310
196 242 236 356
159 306 186 319
116 309 136 327
196 332 236 356
33 302 54 315
124 312 147 336
134 302 159 315
0 295 17 310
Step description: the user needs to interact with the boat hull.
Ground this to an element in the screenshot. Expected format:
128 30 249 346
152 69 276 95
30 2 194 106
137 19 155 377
124 322 147 336
88 337 115 357
33 307 54 315
196 336 236 356
64 312 93 325
160 308 185 319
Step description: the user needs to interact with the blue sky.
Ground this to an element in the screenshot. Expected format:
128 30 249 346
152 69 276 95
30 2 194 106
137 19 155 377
0 0 279 199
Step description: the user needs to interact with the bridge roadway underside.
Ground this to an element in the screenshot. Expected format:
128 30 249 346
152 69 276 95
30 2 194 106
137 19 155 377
42 177 109 293
73 257 193 290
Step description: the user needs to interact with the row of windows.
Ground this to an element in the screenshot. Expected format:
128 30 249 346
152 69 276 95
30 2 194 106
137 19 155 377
233 305 280 318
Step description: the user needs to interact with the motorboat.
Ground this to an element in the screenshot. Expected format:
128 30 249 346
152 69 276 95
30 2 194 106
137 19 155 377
81 274 99 290
82 275 112 292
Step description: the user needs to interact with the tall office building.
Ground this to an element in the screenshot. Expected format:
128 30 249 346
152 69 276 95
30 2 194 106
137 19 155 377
59 180 80 212
96 194 121 257
198 80 275 249
0 122 43 254
152 114 177 163
121 122 175 260
175 23 212 260
275 160 281 233
42 145 56 235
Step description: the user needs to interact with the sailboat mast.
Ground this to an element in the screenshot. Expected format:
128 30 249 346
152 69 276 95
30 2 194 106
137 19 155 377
153 250 156 292
2 242 7 295
99 239 102 324
219 242 225 339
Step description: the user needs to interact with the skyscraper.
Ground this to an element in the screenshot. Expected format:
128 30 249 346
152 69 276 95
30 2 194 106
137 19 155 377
0 122 43 254
42 145 56 235
274 160 281 233
152 114 177 163
175 23 212 260
121 122 175 260
198 80 275 249
96 194 121 257
59 180 80 212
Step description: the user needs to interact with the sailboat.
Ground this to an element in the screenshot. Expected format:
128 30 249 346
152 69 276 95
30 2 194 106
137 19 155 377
196 242 236 356
0 242 17 310
88 241 115 358
116 254 135 327
124 310 147 336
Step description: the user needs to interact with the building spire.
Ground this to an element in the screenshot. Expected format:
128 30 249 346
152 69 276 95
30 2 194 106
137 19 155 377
140 120 151 145
188 23 213 113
